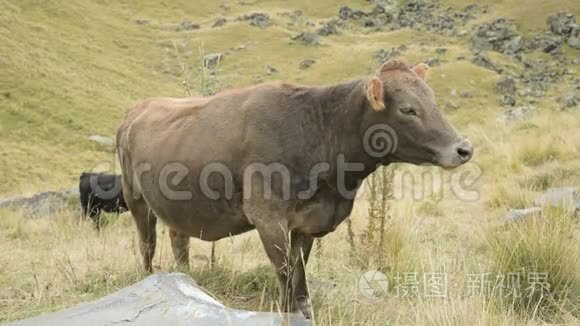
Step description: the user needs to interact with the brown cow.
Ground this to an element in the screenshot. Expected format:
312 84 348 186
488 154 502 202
116 59 472 319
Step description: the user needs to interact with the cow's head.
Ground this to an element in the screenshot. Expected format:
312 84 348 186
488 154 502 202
362 58 473 168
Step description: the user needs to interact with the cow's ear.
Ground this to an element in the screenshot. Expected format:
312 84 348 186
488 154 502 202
365 77 385 112
412 63 429 80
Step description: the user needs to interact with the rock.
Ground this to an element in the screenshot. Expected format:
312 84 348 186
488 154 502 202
264 65 278 75
496 106 536 124
239 13 271 28
504 207 542 223
567 26 580 49
495 76 517 95
299 59 316 69
460 91 473 98
547 12 576 37
528 32 563 54
5 273 310 326
374 46 405 62
429 13 455 33
534 187 580 211
317 19 342 36
446 101 459 110
212 17 227 28
520 61 568 96
178 21 200 31
135 19 151 25
502 35 525 55
471 18 521 54
339 6 367 20
0 188 78 218
425 57 439 66
563 92 578 108
203 53 223 69
499 95 516 106
88 135 114 147
435 47 447 54
292 32 320 45
472 54 502 73
450 89 458 97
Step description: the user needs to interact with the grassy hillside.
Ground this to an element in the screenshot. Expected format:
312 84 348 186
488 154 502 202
1 0 580 324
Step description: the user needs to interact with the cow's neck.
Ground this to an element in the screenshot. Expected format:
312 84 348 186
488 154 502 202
309 78 383 190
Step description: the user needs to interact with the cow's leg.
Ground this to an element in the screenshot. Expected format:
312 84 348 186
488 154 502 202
128 199 157 273
253 218 293 313
169 229 190 270
87 207 101 231
289 231 314 319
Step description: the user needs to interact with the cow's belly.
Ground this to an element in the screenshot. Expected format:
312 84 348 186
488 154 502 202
142 189 253 241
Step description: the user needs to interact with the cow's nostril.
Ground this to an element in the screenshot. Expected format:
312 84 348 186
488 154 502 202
456 144 472 162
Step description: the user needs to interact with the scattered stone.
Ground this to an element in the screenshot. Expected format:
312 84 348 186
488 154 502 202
472 54 502 73
425 57 440 66
460 91 473 98
534 187 580 211
374 46 405 63
562 92 578 108
446 101 459 110
299 59 316 69
89 135 114 147
495 76 517 95
338 6 367 20
212 17 227 28
178 21 200 31
519 61 568 96
264 65 278 75
528 32 563 54
0 188 78 218
317 19 342 36
547 12 576 37
429 13 456 33
496 106 536 124
499 95 516 106
203 53 223 69
435 47 447 54
239 13 271 28
502 35 525 55
567 26 580 49
504 207 542 223
135 19 151 25
292 32 320 46
470 18 521 54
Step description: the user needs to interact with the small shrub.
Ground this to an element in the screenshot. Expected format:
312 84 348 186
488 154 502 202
487 186 531 209
484 212 580 321
518 142 562 167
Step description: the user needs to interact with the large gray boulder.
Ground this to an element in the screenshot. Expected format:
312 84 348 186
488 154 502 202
5 273 310 326
534 187 580 211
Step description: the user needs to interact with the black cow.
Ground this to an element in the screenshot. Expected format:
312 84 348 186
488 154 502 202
79 172 128 229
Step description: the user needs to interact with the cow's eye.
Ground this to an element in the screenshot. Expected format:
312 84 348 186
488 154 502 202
400 106 417 116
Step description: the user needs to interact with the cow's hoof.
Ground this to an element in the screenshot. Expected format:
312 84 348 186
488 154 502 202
295 296 312 320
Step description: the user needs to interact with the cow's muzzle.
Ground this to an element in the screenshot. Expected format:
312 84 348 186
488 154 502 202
436 138 473 169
